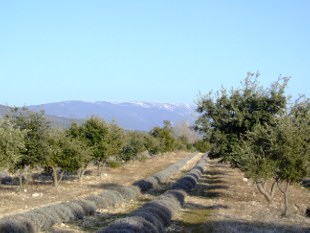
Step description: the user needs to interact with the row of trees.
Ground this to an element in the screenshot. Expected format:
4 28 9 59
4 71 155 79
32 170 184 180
0 108 204 188
195 73 310 216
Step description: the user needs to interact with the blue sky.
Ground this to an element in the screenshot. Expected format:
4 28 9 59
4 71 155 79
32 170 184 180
0 1 309 106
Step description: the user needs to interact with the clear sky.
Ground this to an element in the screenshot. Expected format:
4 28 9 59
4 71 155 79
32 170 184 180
0 1 309 106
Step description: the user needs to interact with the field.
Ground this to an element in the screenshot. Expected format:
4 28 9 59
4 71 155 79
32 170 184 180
0 152 309 233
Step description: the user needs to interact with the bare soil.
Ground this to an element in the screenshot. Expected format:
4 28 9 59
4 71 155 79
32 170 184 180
169 159 310 233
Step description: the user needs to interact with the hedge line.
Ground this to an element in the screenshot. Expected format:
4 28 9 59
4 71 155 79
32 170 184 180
0 153 199 233
98 153 208 233
133 152 200 191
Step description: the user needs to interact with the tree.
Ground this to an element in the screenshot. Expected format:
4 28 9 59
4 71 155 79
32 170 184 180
6 108 50 187
45 130 92 187
195 74 290 209
68 117 124 176
121 131 148 162
0 117 26 177
195 73 288 163
8 108 50 168
235 97 310 215
274 98 310 216
150 120 176 153
106 121 125 161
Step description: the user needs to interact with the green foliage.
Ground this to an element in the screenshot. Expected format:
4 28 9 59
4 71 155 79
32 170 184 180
68 117 108 163
7 108 50 170
196 73 310 215
0 117 26 172
121 131 148 162
45 130 92 186
233 123 279 182
144 134 161 155
195 73 288 164
174 136 194 151
193 139 210 153
107 159 121 168
68 117 124 175
234 97 310 184
150 121 176 153
46 130 92 173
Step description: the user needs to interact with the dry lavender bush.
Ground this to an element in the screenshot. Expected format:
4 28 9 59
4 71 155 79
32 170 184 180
98 154 208 233
0 153 199 233
133 153 198 191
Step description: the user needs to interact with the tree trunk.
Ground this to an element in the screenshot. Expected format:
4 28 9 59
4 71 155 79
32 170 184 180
256 181 274 204
278 180 290 217
52 167 58 187
18 173 24 192
52 167 64 188
270 180 277 199
97 161 103 177
77 168 86 182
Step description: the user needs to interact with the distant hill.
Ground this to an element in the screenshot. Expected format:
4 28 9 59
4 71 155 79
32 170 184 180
28 101 197 131
0 104 79 128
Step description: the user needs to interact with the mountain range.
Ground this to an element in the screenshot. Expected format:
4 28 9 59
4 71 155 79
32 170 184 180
5 100 198 131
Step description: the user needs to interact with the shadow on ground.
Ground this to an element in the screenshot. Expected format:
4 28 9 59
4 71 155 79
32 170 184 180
168 219 310 233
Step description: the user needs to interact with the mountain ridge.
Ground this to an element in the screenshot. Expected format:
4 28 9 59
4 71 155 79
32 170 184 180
28 100 197 131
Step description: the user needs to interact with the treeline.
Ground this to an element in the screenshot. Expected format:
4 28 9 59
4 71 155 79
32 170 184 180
0 108 207 189
195 73 310 216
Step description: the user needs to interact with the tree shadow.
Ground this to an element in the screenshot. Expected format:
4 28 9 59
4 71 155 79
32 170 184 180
184 202 229 211
168 219 310 233
302 178 310 188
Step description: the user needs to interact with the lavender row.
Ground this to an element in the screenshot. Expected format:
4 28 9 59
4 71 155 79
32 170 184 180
98 153 208 233
0 153 199 233
133 152 200 191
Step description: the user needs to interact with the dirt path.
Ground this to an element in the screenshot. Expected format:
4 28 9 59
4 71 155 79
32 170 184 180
0 151 192 219
169 159 310 233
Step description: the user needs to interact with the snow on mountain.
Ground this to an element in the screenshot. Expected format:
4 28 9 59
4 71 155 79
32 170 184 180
28 101 196 131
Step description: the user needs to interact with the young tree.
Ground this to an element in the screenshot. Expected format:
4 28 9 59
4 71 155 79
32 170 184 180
69 117 124 176
6 108 50 187
0 117 26 184
195 73 288 163
45 130 92 187
235 97 310 216
195 74 290 208
121 131 148 162
150 120 176 153
274 98 310 216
